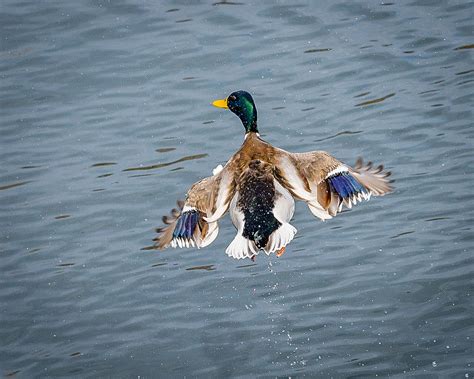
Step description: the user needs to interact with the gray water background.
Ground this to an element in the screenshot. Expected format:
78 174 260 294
1 1 473 377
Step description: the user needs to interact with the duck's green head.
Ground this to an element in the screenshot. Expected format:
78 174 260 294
212 90 258 134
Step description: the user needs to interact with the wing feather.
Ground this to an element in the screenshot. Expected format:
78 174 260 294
350 157 392 196
154 167 235 249
276 151 392 220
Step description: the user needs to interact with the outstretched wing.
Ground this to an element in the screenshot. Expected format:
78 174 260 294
153 166 235 249
275 151 392 220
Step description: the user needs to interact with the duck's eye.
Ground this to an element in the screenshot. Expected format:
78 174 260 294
229 95 236 101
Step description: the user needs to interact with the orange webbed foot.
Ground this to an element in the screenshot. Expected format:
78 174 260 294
276 246 286 257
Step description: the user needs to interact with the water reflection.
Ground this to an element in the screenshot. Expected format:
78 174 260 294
354 92 395 107
123 154 208 172
0 181 31 191
390 231 415 239
90 162 117 167
314 130 362 142
54 215 71 220
57 263 75 267
185 265 216 271
304 48 332 53
155 148 176 153
453 44 474 50
151 262 167 268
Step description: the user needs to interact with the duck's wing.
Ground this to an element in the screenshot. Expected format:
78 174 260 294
153 166 235 249
275 151 393 220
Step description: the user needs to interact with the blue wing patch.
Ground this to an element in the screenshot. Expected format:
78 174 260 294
173 210 198 239
327 172 367 200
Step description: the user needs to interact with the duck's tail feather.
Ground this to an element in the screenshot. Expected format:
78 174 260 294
264 222 297 255
226 234 258 260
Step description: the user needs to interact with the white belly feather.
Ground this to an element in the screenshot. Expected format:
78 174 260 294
226 179 297 260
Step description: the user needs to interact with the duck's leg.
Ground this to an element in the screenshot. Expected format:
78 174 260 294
250 254 256 262
276 246 286 257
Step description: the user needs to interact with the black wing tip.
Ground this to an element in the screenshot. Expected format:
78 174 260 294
354 157 393 174
158 199 186 225
153 198 187 249
141 245 159 251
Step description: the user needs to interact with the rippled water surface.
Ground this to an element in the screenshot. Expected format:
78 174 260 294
1 1 473 377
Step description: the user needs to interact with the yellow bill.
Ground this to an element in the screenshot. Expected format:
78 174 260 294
212 98 228 109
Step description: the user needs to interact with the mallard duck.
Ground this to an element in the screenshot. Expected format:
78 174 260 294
154 90 392 260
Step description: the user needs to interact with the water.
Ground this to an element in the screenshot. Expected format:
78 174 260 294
1 1 473 377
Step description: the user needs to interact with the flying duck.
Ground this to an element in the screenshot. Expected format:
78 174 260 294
153 90 392 260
